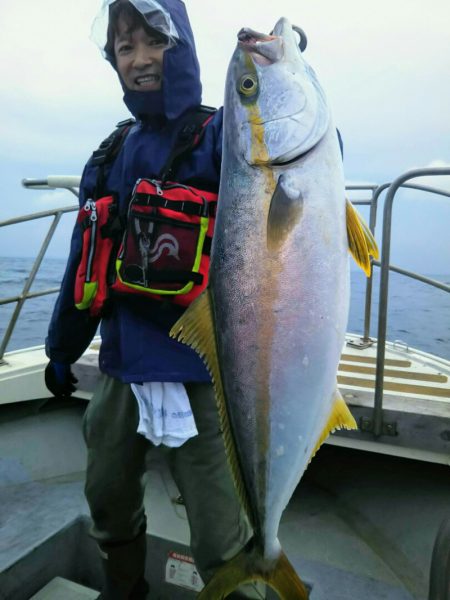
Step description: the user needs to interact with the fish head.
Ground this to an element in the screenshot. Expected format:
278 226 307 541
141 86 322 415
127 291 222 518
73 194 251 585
225 17 329 166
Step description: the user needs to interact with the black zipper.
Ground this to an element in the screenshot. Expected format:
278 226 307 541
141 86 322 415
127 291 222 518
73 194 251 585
85 202 98 282
133 179 209 217
129 211 199 229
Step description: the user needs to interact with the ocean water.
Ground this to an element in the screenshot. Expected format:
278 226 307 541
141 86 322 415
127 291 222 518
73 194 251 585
1 256 449 360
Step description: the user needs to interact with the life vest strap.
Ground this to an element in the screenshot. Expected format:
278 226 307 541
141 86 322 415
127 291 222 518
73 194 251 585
133 192 216 218
159 107 218 184
202 236 212 256
90 106 218 201
144 269 204 285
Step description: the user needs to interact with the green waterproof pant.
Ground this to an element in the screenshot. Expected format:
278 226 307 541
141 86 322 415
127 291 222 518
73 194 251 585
83 374 264 599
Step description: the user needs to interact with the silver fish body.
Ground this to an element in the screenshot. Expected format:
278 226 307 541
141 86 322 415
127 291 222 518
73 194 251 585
171 16 360 598
209 17 349 560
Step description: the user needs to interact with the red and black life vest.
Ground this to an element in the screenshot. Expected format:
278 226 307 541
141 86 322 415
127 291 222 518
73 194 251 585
74 106 218 316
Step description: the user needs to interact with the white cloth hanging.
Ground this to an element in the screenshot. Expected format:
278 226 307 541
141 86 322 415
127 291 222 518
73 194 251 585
131 382 198 448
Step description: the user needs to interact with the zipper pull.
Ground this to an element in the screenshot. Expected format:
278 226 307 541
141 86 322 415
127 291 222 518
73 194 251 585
151 180 163 196
83 199 93 212
90 203 98 222
131 178 142 197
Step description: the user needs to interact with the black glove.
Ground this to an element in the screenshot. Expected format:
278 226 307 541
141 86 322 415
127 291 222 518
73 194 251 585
44 361 78 398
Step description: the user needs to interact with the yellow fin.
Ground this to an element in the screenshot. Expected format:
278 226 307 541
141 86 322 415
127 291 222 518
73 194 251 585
310 388 358 460
169 290 253 524
197 545 309 600
267 551 310 600
346 198 379 276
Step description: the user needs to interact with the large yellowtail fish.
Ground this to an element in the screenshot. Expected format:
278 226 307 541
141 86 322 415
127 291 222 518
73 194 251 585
171 17 378 599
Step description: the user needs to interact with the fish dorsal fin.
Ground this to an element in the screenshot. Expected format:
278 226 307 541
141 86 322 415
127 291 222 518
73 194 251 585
346 198 379 276
267 175 304 251
310 388 358 461
169 290 253 524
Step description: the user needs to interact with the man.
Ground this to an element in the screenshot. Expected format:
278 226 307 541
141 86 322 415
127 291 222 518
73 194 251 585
45 1 264 598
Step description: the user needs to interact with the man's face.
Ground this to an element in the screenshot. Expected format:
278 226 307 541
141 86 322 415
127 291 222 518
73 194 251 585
114 17 167 91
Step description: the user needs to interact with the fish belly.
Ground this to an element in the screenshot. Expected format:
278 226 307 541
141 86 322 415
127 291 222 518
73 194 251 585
210 133 348 557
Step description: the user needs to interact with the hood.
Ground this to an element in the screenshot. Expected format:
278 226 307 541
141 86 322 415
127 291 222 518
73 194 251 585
116 0 202 122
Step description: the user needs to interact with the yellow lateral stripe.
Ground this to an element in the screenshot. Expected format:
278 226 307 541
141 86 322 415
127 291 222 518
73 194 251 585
338 375 450 398
338 363 448 383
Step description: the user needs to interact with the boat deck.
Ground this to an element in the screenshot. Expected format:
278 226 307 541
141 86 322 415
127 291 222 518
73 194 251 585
333 335 450 464
1 443 448 599
1 334 448 464
0 338 449 598
341 335 450 415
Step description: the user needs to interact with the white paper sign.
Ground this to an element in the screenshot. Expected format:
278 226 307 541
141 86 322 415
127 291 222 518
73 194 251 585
165 551 204 592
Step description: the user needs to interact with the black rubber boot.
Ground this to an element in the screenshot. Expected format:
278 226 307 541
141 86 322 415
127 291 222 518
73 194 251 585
97 531 149 599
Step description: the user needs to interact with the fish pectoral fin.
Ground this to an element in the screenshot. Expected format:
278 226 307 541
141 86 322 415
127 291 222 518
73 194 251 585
346 198 379 276
197 544 309 600
267 175 304 252
310 388 358 460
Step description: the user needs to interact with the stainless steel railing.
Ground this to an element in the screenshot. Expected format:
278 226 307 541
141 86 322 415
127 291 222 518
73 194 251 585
348 169 450 436
371 168 450 436
346 184 379 346
1 170 449 442
0 177 80 362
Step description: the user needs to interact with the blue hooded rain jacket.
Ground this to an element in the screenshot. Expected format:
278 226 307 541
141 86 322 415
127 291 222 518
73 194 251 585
46 0 222 383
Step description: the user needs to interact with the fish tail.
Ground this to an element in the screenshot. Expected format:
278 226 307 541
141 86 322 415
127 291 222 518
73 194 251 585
198 545 309 600
267 551 310 599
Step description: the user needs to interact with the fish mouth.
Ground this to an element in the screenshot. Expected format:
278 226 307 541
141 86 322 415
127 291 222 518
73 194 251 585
238 28 283 65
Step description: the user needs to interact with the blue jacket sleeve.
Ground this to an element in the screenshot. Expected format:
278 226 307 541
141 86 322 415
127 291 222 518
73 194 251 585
45 162 100 364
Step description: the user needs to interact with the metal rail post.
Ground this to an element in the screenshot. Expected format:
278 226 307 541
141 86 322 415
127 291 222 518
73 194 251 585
361 184 389 342
373 167 450 437
0 176 79 361
0 214 64 360
346 184 379 347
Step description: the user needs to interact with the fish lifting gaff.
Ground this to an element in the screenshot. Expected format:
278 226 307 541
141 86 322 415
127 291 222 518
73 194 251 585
171 16 378 600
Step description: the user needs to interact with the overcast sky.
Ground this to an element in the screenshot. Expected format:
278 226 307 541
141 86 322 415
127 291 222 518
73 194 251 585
1 0 449 273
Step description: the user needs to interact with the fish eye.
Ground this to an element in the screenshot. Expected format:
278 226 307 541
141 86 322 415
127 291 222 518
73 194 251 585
239 74 258 96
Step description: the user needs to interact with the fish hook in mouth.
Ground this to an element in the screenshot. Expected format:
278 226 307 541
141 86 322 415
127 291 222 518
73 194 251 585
292 26 308 52
268 24 308 52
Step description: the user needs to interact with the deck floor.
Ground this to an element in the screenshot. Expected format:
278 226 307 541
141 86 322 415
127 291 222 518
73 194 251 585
2 445 449 599
341 335 450 415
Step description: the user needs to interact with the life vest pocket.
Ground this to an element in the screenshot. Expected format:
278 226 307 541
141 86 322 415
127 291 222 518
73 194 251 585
111 179 216 305
74 195 118 316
